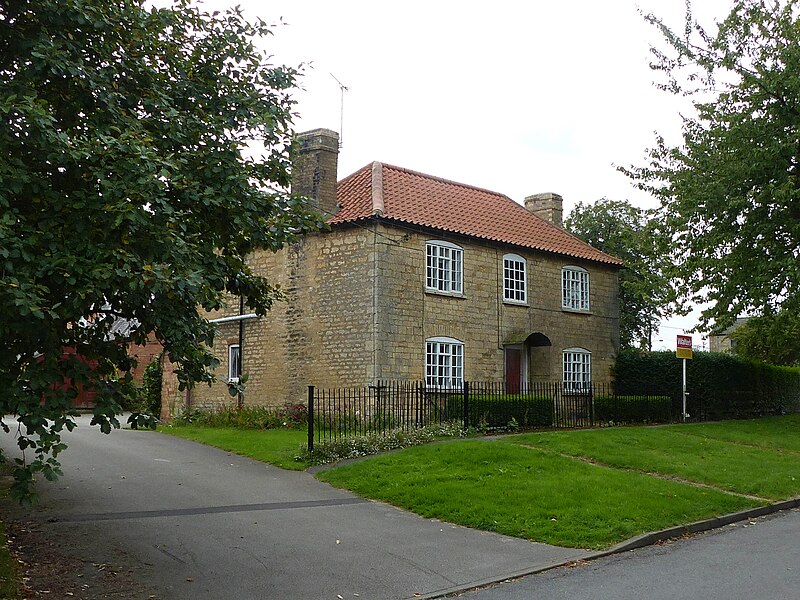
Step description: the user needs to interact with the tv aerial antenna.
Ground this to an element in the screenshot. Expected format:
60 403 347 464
330 73 349 148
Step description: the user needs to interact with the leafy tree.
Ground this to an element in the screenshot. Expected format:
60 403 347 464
565 199 674 349
0 0 324 501
729 300 800 366
623 0 800 331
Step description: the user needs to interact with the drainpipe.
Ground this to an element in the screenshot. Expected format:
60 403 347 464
238 296 244 409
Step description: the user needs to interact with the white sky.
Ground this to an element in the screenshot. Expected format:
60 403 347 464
202 0 736 350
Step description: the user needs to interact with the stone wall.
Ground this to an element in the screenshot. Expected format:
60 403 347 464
164 220 620 417
374 223 619 384
183 226 376 411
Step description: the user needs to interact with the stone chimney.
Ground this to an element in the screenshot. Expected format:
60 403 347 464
291 128 340 216
524 192 563 227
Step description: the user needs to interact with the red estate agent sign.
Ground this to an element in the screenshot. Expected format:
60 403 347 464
676 335 693 359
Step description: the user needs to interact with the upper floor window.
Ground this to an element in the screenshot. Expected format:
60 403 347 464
425 337 464 389
562 266 589 311
228 344 241 383
426 240 463 294
563 348 591 391
503 253 527 304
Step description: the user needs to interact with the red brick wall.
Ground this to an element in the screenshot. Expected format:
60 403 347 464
128 335 163 384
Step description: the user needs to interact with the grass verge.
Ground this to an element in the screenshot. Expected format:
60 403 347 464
664 414 800 453
0 521 21 599
0 473 22 599
511 425 800 500
316 440 759 549
162 426 309 470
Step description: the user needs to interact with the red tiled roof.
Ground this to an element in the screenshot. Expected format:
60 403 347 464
331 162 623 266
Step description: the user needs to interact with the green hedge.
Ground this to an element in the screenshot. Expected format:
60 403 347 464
614 350 800 420
453 393 554 429
594 394 673 424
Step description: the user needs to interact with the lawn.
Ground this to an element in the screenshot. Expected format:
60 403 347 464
162 426 309 470
511 425 800 500
316 439 760 549
666 413 800 453
0 475 22 599
0 522 20 599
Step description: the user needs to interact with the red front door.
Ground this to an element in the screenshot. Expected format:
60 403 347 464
505 348 522 394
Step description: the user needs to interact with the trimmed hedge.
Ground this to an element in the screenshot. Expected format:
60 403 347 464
460 393 554 429
594 394 673 424
614 350 800 420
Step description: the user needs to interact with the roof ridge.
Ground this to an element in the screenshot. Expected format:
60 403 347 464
376 162 513 200
378 164 612 255
371 161 384 216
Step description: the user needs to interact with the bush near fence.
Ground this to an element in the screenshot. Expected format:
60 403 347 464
174 403 307 429
594 394 672 424
476 393 554 429
447 393 554 429
313 409 398 436
140 353 163 417
614 350 800 420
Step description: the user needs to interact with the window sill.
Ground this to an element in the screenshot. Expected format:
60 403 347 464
561 307 592 315
425 289 466 299
562 389 592 396
424 385 464 392
503 299 529 307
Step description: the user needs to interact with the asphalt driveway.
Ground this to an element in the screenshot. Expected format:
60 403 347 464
0 415 590 600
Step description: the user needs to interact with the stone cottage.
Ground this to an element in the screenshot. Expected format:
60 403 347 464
163 129 622 413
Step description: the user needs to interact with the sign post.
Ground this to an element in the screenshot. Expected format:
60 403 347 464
676 335 693 421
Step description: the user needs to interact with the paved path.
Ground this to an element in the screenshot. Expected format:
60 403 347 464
456 509 800 599
0 416 589 600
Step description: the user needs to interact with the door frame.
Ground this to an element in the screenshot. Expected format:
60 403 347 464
504 344 528 392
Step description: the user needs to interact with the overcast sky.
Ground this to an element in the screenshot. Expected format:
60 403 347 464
202 0 736 348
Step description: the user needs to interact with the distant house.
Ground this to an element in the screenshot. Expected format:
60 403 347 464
54 315 162 410
709 318 750 353
163 129 622 415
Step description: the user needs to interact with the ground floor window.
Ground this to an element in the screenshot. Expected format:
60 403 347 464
228 344 241 383
425 337 464 389
562 348 590 391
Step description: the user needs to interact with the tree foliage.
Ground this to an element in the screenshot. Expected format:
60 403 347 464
729 301 800 366
566 199 674 349
0 0 324 501
623 0 800 331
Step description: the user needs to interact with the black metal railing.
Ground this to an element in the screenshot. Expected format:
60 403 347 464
307 381 677 450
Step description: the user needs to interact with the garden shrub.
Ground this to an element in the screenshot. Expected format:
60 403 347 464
313 409 398 436
594 394 672 424
173 402 308 429
301 421 467 465
140 353 163 417
119 354 162 421
445 393 554 429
